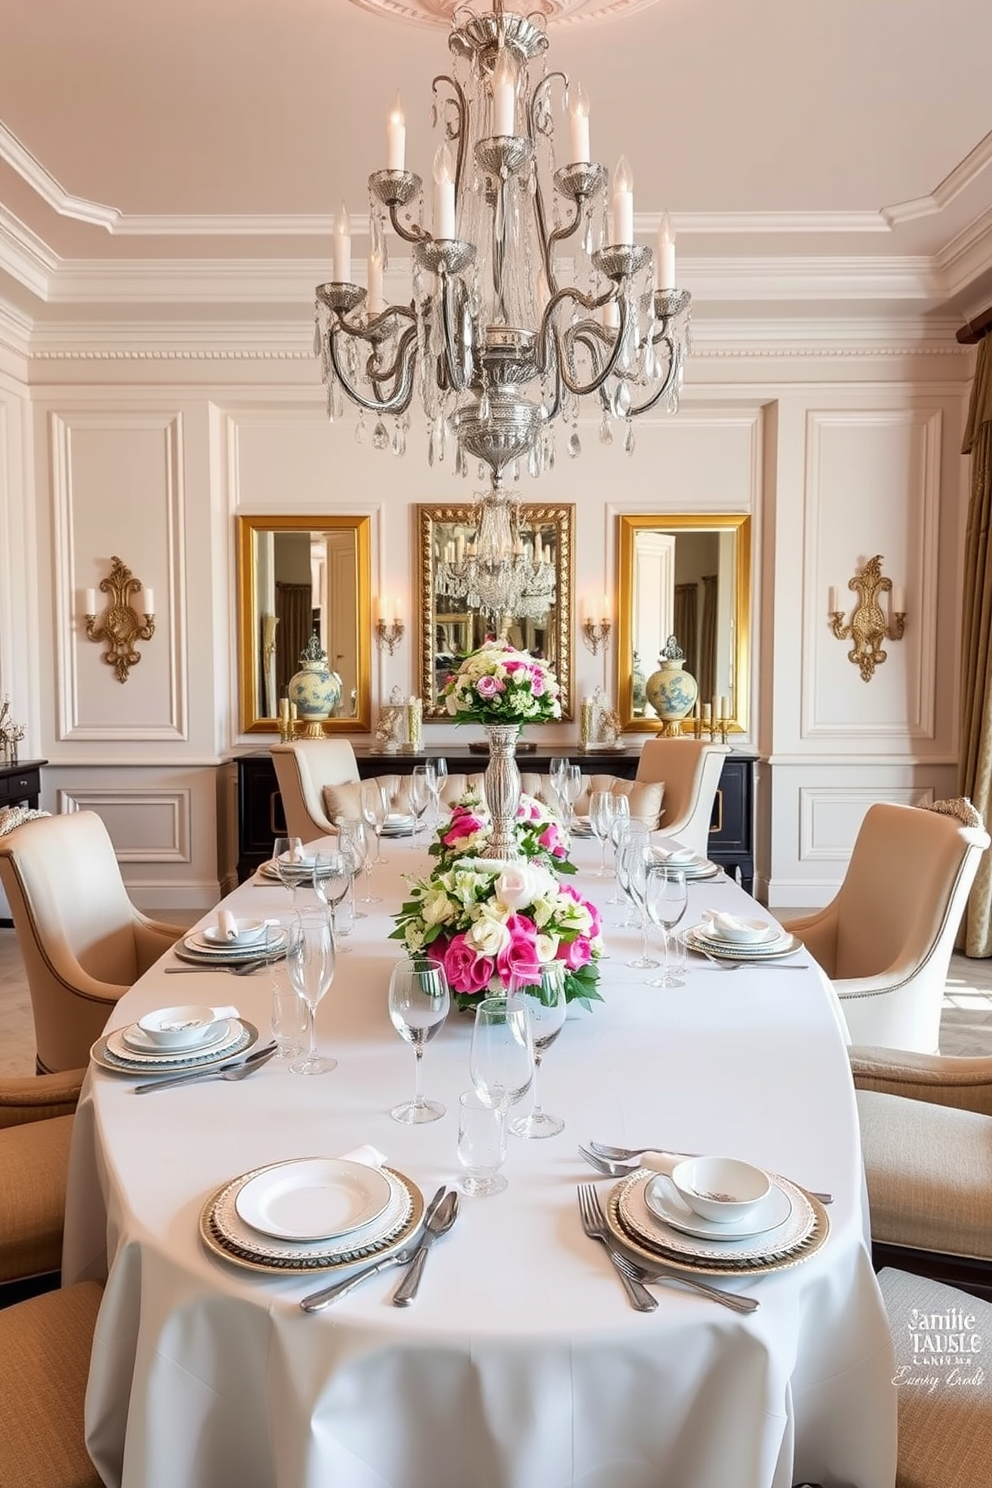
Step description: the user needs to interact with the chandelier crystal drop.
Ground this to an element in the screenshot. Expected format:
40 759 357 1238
314 0 691 555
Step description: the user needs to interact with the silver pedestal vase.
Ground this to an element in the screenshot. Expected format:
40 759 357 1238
483 723 522 861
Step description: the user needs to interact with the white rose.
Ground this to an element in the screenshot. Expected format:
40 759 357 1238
467 914 511 958
535 932 560 963
421 889 455 927
528 862 557 900
494 863 536 911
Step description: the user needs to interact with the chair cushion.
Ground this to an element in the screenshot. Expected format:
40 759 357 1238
0 1113 74 1283
878 1267 992 1488
857 1089 992 1259
0 1280 103 1488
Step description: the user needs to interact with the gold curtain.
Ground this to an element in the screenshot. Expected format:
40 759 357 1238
673 583 698 679
275 582 313 699
959 336 992 954
698 575 719 704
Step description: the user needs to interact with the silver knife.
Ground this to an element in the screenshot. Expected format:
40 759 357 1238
299 1186 448 1314
392 1189 459 1306
132 1042 276 1094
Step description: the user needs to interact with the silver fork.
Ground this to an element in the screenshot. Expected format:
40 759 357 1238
576 1184 656 1312
583 1144 833 1205
610 1250 759 1314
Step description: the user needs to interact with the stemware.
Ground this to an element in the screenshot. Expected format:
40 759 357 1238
387 958 450 1123
408 765 432 843
313 850 353 952
559 763 583 835
268 921 308 1059
425 756 448 830
360 779 389 866
470 995 534 1117
548 756 568 817
286 908 336 1075
334 818 367 920
272 835 305 907
588 790 616 877
508 964 567 1139
622 842 660 969
613 818 649 925
347 816 380 906
644 865 689 988
606 796 632 904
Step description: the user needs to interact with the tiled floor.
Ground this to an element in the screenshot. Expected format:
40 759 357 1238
2 919 992 1074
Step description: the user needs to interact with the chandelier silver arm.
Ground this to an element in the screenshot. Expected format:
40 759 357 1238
327 320 419 416
548 293 628 398
432 74 469 200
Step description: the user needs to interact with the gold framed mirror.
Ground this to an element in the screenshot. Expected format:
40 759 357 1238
616 514 751 733
417 503 574 720
237 514 372 734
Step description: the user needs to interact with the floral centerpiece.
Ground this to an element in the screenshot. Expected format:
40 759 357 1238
440 641 562 860
392 789 603 1012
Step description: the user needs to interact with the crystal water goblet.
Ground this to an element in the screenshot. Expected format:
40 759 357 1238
267 921 308 1060
408 765 432 843
613 819 649 925
644 865 689 988
559 763 583 836
272 835 305 908
623 842 660 970
313 849 352 952
508 964 567 1139
425 756 448 830
387 958 450 1123
334 818 367 919
287 908 336 1075
589 790 616 877
360 779 389 866
606 795 631 904
457 1091 508 1196
549 756 569 817
469 995 534 1116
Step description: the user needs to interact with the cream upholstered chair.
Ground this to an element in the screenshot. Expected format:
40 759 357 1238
0 1069 84 1299
519 772 665 830
0 813 185 1073
850 1044 992 1297
877 1268 992 1488
635 740 729 859
270 739 361 841
782 801 990 1054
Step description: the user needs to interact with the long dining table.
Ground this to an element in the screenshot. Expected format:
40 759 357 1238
63 831 897 1488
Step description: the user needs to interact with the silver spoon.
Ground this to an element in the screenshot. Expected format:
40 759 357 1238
300 1186 448 1313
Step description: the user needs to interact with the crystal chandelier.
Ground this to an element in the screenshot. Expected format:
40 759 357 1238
314 0 691 560
435 491 557 623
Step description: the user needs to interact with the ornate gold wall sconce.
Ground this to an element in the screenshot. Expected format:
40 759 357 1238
829 555 905 683
84 557 156 684
580 598 612 656
375 597 405 656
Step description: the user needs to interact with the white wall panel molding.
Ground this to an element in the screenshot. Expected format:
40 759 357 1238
803 407 942 744
51 409 188 742
57 787 191 862
799 785 934 861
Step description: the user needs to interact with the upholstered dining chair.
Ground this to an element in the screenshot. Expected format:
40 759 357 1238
634 740 730 859
0 1068 85 1303
270 739 361 841
782 801 990 1054
0 811 185 1073
518 772 665 830
850 1043 992 1298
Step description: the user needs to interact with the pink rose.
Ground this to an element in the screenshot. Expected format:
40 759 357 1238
558 934 592 971
443 813 484 846
537 824 561 853
530 671 545 696
475 675 505 699
443 933 494 995
496 913 542 985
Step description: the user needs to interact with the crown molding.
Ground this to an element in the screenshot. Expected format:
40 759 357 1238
883 128 992 226
0 203 58 299
0 123 119 231
933 203 992 300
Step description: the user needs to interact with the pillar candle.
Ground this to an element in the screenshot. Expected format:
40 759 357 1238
492 50 516 136
289 702 297 721
393 596 402 622
433 145 456 240
701 703 712 724
386 93 406 171
568 82 590 165
279 698 290 723
601 594 610 623
718 696 729 721
828 586 839 613
140 587 154 614
657 211 676 290
85 588 97 614
612 156 634 246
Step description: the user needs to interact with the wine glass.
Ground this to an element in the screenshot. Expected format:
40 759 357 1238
286 908 336 1075
644 865 689 988
622 842 660 970
425 757 448 830
313 850 353 952
606 795 631 904
347 816 380 905
470 995 534 1117
559 763 583 835
408 765 432 844
508 964 567 1139
387 958 450 1123
588 790 616 877
360 779 389 866
272 835 305 908
548 756 569 817
614 821 649 927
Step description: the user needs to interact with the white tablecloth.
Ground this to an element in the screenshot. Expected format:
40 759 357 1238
64 837 896 1488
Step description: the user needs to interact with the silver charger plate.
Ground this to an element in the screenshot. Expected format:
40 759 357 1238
200 1164 424 1274
92 1019 257 1074
606 1171 828 1277
180 927 287 961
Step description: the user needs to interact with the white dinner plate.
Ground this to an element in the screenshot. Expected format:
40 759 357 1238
234 1157 393 1242
181 927 287 960
685 925 801 960
200 921 266 948
645 1174 793 1240
260 859 334 881
121 1018 232 1056
699 915 778 947
617 1170 818 1267
93 1020 256 1074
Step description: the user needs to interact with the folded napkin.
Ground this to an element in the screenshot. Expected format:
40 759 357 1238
635 1151 678 1177
340 1144 387 1169
217 909 239 942
655 847 697 864
208 1004 240 1023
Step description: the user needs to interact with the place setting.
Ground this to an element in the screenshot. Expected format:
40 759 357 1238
90 1002 263 1078
171 914 289 971
683 909 803 963
649 845 722 882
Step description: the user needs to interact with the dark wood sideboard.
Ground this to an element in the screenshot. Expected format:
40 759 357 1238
235 747 756 891
0 758 47 926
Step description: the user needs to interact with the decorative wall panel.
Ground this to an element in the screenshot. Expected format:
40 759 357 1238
57 787 191 862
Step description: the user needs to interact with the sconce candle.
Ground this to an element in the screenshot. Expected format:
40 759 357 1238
85 589 97 615
891 585 905 614
141 588 154 614
828 586 840 614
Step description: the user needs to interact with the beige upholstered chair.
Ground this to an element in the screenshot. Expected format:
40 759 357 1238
850 1044 992 1296
0 813 185 1073
878 1268 992 1488
0 1280 104 1488
0 1069 85 1297
518 773 664 830
782 801 990 1054
270 739 361 841
635 740 730 859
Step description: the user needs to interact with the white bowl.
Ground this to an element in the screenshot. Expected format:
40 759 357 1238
201 918 266 948
703 913 776 946
136 1005 230 1050
671 1156 771 1224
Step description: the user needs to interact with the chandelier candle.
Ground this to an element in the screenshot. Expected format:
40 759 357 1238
657 212 676 291
387 93 405 171
568 82 590 165
332 205 351 283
